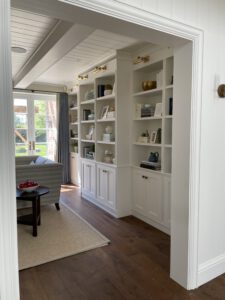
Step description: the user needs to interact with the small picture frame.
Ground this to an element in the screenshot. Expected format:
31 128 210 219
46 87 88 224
100 105 109 119
150 131 157 144
154 103 162 117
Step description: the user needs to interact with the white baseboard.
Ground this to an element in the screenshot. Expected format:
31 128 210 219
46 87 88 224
81 192 118 218
198 253 225 286
132 210 170 235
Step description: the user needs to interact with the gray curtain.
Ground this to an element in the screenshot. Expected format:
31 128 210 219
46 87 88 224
57 93 70 184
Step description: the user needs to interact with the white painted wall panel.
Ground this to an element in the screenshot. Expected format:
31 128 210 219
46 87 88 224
110 0 225 285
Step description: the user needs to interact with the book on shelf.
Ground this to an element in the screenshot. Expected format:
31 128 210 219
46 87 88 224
140 160 161 171
83 109 91 121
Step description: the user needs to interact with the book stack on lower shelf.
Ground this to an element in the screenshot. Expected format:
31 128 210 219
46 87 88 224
140 161 161 171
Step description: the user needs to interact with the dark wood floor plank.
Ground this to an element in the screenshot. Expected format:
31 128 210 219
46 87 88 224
19 185 225 300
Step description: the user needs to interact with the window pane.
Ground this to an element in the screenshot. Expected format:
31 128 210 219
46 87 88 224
34 100 46 115
15 129 27 143
15 144 28 156
35 129 47 143
35 114 46 129
14 99 27 113
14 114 27 129
35 143 47 157
34 99 57 129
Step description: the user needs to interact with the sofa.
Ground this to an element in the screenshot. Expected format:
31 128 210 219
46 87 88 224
16 156 63 209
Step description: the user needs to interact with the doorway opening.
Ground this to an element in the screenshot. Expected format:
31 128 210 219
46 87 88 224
1 0 203 297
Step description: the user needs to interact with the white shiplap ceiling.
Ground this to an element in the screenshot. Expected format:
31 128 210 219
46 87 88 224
36 30 141 86
11 9 147 87
11 9 57 77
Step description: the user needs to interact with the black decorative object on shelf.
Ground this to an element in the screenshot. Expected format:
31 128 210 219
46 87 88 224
156 128 161 144
97 85 105 97
148 152 159 163
169 97 173 115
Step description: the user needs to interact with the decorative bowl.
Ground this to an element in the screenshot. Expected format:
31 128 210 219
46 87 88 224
18 181 39 193
142 80 157 91
18 185 39 193
88 113 95 120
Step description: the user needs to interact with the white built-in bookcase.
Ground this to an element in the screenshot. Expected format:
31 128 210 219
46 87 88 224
78 55 131 168
68 47 174 232
68 92 79 153
131 49 174 175
68 92 80 186
69 53 132 217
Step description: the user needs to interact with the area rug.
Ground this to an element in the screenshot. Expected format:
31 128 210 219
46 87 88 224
18 203 110 270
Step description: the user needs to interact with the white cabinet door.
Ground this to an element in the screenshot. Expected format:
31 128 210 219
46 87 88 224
70 153 80 186
132 168 163 224
132 169 146 215
163 176 171 228
145 173 162 223
97 164 116 209
81 160 96 198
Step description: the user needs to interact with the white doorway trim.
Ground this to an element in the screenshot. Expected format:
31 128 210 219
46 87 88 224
0 0 20 299
0 0 203 297
60 0 203 289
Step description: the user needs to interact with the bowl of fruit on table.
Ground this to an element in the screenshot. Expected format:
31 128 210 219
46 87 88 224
18 180 39 192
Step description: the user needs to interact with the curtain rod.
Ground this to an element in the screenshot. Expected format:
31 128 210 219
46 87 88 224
13 88 66 95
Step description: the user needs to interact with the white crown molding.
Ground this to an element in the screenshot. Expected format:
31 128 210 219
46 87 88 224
0 0 20 299
61 0 203 39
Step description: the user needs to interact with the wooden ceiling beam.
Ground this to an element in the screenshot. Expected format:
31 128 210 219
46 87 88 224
13 19 94 88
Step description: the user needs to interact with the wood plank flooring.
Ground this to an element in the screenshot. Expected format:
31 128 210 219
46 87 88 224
19 185 225 300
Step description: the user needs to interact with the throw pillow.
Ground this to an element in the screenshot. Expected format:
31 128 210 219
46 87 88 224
35 156 48 164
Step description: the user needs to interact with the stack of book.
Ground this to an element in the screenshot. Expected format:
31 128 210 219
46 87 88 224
140 161 161 171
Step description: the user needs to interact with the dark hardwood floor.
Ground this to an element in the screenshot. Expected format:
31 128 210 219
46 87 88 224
20 186 225 300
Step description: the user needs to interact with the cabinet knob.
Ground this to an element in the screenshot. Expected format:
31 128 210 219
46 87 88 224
142 175 148 179
103 170 108 173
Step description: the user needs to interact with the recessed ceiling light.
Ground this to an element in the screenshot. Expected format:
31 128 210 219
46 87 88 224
11 47 27 54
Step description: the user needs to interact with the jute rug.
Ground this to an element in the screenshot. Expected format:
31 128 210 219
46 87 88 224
18 203 110 270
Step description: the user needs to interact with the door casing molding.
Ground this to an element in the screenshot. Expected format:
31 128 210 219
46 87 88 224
1 0 203 297
61 0 204 289
0 0 20 299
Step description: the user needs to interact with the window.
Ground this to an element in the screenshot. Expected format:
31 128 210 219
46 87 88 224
14 92 57 160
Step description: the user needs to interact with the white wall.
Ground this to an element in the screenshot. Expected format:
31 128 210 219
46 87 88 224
171 41 192 286
114 0 225 286
0 0 20 298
